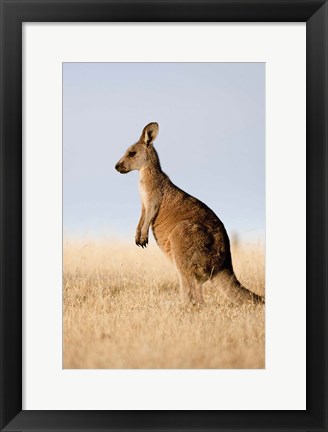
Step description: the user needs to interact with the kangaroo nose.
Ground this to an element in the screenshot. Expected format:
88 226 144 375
115 162 120 171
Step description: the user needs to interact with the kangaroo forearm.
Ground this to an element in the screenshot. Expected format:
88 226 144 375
137 216 145 232
141 205 159 234
135 205 158 248
140 214 153 234
136 205 145 232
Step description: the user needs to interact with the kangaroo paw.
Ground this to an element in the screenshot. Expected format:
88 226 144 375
136 235 148 248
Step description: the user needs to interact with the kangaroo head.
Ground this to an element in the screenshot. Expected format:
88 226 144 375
115 122 159 174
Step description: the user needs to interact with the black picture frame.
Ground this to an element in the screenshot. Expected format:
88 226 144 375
0 0 327 431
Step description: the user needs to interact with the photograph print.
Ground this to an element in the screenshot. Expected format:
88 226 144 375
63 62 265 369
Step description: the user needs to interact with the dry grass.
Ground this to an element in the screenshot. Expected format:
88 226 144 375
63 239 265 369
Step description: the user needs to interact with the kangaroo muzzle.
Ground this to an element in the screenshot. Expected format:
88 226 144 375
115 161 128 174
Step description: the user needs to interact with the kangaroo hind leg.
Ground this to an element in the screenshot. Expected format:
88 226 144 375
169 222 206 305
177 273 203 305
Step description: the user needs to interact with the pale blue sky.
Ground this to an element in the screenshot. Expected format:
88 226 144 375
63 63 265 242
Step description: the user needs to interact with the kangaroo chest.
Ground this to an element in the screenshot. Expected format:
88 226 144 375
139 179 150 209
138 170 160 209
138 170 172 253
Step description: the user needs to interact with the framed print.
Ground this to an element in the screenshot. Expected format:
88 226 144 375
62 61 266 371
0 0 327 431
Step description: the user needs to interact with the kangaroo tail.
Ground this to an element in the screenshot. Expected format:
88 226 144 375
213 269 265 305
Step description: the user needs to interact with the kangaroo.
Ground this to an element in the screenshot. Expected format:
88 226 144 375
115 122 264 306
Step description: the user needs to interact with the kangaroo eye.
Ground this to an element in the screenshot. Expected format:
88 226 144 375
128 151 136 157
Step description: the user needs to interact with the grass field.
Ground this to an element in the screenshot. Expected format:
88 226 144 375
63 239 265 369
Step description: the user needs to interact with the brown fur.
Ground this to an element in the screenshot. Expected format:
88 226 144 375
115 122 264 306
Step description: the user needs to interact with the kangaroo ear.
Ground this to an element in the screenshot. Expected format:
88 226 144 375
141 122 159 146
